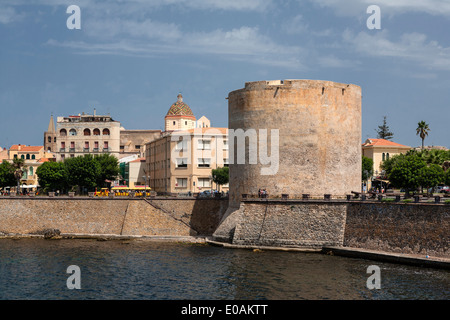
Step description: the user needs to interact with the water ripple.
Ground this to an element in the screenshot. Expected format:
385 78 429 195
0 239 448 300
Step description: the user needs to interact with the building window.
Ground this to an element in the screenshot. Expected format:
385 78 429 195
176 178 188 188
93 128 100 136
61 154 65 161
185 121 187 125
21 155 25 159
173 121 176 126
54 137 56 142
223 158 229 167
69 129 77 136
386 153 390 160
26 154 30 160
29 167 33 176
48 136 51 143
198 178 210 188
223 140 229 150
94 141 99 152
198 158 210 168
103 128 110 136
32 155 35 160
60 129 67 136
198 139 211 150
176 158 188 168
84 142 89 152
104 141 109 151
84 128 91 136
382 153 385 161
176 140 187 151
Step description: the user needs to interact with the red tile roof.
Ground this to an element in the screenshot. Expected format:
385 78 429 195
362 139 410 148
10 145 44 152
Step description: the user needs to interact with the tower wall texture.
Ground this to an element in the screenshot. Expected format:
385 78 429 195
227 79 362 206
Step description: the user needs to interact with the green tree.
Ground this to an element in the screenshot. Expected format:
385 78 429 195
64 154 101 193
36 161 68 193
417 149 448 166
380 153 405 178
417 164 445 194
212 167 229 191
416 121 430 150
12 158 26 193
388 154 427 196
445 170 450 186
362 156 374 181
0 160 16 189
376 116 394 140
94 153 120 188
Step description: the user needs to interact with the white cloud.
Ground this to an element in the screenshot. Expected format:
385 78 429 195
3 0 272 12
343 29 450 71
0 7 25 24
84 19 182 42
47 25 306 69
281 14 308 35
312 0 450 17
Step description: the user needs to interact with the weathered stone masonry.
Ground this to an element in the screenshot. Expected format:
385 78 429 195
213 200 449 258
344 203 449 258
0 198 228 238
0 198 448 258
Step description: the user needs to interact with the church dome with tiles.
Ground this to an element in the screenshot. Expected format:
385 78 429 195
166 94 195 118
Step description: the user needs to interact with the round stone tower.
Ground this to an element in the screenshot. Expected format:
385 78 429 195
227 79 362 206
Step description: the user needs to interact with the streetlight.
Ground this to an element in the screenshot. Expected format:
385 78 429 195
142 172 149 198
209 175 213 196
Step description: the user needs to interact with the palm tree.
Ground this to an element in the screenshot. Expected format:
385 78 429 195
12 158 26 194
416 121 430 150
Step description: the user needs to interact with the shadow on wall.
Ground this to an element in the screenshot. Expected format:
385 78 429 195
149 198 229 236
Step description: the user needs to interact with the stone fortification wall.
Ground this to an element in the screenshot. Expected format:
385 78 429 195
213 200 449 258
344 203 449 258
150 199 229 236
1 198 448 259
227 79 362 208
230 201 348 248
0 199 129 235
0 198 228 237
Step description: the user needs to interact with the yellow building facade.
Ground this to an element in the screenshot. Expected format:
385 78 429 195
146 94 229 195
7 145 54 191
362 138 411 189
145 128 229 195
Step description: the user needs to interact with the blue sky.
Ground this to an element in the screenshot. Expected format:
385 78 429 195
1 0 449 149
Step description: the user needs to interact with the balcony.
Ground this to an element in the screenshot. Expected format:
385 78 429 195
60 148 66 152
69 148 75 152
83 148 90 152
103 148 109 152
93 148 99 152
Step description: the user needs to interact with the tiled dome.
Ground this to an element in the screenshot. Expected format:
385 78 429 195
166 94 194 117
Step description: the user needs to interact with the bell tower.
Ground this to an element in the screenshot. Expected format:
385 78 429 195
44 114 57 153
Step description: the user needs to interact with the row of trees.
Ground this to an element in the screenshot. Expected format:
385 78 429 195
36 154 120 194
0 154 120 194
380 149 450 195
